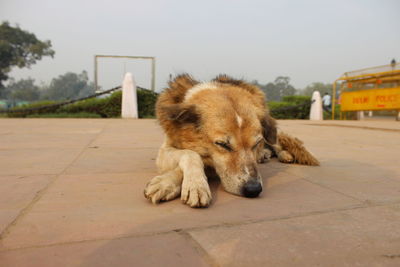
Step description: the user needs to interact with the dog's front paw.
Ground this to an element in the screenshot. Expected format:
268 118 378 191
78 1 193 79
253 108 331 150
257 148 272 164
144 175 181 204
278 150 294 163
181 176 212 208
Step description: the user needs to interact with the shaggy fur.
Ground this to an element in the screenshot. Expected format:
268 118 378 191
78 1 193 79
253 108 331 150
144 74 319 208
278 132 320 166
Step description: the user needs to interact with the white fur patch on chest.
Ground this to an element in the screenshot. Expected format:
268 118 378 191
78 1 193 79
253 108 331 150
184 82 219 102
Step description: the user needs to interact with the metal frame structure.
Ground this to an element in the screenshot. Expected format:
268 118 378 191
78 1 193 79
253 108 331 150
94 55 156 91
332 63 400 119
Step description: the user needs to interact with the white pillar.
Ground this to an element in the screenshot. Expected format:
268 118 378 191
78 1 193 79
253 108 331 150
357 111 364 120
310 91 323 120
121 72 138 118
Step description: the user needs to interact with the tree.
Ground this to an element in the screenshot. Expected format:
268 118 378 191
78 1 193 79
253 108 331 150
5 78 40 101
274 76 296 99
301 82 332 96
255 76 296 101
262 82 281 101
0 21 55 90
41 71 95 100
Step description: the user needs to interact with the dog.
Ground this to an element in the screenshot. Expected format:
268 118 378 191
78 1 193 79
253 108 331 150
144 74 319 208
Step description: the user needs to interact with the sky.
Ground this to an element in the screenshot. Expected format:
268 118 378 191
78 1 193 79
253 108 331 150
1 0 399 92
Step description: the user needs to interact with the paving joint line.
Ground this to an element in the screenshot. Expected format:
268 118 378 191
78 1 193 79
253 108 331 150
301 177 365 203
279 169 364 203
176 230 220 267
284 169 400 205
0 122 110 241
2 199 400 253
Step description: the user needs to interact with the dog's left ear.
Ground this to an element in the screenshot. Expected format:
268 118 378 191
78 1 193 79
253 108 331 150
261 114 277 145
163 104 200 125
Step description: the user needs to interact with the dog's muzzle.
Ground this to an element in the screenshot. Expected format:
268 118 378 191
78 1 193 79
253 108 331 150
242 180 262 198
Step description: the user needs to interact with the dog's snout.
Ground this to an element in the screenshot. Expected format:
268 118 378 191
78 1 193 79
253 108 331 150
242 180 262 198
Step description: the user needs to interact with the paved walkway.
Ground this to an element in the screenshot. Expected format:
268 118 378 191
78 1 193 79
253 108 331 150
0 119 399 266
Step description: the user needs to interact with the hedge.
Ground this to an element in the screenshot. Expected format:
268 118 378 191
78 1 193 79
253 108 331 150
6 91 341 120
7 88 158 118
269 95 312 119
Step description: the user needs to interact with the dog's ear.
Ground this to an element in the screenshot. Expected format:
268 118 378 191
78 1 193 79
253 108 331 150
261 114 277 145
163 104 200 125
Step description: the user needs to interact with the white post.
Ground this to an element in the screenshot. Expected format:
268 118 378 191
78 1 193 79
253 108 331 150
310 91 323 120
357 111 364 120
121 73 138 118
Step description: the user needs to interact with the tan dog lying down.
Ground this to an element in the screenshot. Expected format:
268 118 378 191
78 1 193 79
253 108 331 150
144 74 319 208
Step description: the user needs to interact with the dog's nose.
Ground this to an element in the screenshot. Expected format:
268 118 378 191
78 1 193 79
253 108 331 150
242 180 262 198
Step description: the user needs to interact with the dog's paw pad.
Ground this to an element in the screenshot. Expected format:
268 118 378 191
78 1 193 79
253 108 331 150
181 178 212 208
144 176 181 204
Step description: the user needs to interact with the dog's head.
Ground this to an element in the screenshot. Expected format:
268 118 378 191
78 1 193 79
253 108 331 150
161 81 274 198
201 101 265 198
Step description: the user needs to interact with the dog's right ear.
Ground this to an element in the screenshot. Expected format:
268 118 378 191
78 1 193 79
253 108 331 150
162 104 200 125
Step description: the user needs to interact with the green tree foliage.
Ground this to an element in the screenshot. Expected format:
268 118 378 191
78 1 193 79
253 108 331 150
41 71 95 100
274 76 296 98
0 21 55 90
4 78 40 101
254 76 296 101
301 82 332 96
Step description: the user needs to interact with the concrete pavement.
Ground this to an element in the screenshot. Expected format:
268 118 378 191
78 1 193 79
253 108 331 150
0 119 399 266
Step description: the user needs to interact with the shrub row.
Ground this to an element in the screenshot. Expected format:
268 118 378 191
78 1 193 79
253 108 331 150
7 88 158 118
268 95 312 119
6 91 340 120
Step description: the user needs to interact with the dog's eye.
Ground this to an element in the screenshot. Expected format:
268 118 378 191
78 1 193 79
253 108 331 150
252 139 264 150
215 141 233 152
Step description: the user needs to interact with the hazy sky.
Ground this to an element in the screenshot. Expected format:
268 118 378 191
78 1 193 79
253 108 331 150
1 0 399 91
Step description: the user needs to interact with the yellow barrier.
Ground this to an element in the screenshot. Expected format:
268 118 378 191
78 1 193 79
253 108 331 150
341 87 400 111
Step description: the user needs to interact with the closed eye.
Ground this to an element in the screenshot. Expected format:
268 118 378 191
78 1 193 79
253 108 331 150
215 141 233 152
252 138 264 150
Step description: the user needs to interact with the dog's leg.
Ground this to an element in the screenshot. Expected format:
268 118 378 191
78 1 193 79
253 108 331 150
260 114 293 163
144 142 211 207
277 132 320 166
144 167 183 204
271 143 295 163
144 143 183 204
256 145 272 164
178 150 211 207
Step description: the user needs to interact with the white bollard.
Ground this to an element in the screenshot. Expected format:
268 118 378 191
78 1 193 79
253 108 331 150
357 111 364 120
121 72 138 118
309 91 323 120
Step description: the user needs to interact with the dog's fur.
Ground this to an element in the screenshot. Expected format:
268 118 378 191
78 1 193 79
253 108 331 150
144 74 319 207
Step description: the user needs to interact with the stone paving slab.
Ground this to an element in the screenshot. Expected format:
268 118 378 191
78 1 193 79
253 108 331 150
0 232 209 267
0 170 359 250
0 118 399 266
0 175 55 234
0 148 84 176
64 147 157 174
188 204 400 267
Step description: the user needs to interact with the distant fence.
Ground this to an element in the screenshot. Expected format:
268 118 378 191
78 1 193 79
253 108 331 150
0 86 122 114
1 87 316 119
0 85 150 115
